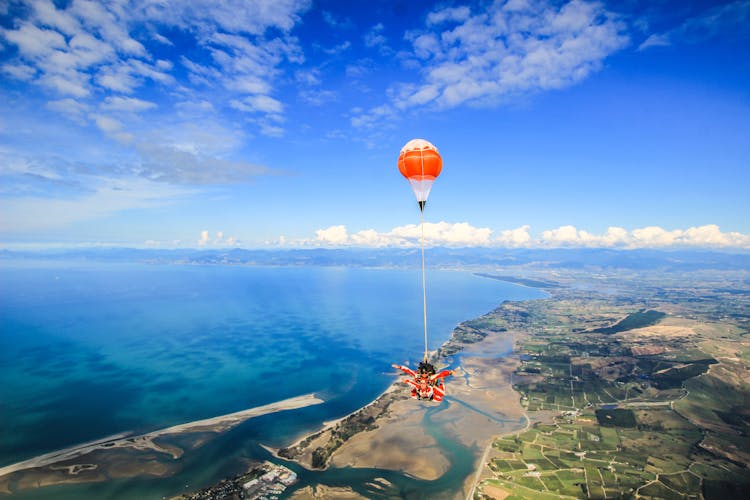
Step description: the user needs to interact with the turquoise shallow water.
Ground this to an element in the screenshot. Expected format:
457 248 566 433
0 261 544 498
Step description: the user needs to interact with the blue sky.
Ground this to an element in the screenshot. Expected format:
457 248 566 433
1 0 749 249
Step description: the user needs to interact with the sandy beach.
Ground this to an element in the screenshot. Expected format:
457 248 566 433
274 317 531 499
0 393 324 494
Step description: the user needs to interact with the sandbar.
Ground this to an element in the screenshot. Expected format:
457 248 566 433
0 393 324 494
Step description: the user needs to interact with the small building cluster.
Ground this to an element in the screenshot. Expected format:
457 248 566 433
242 464 298 499
176 461 298 500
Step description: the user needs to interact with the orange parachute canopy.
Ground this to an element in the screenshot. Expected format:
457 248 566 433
397 138 442 211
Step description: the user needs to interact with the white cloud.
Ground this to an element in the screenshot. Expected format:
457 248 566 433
299 88 337 106
2 63 37 80
152 33 173 46
321 40 352 55
226 75 273 95
91 113 121 132
39 71 91 97
199 229 210 246
138 0 311 35
315 225 350 245
497 225 533 247
345 61 374 79
1 0 311 141
393 221 493 246
134 142 272 184
639 1 750 50
101 96 157 112
307 221 495 247
95 65 140 93
230 95 284 114
30 0 81 36
353 0 629 127
539 224 750 249
322 10 353 29
2 22 67 57
90 113 133 142
293 223 750 249
175 100 216 115
350 103 396 129
46 98 91 121
600 226 630 246
638 34 671 50
259 122 285 137
426 6 471 26
197 229 240 247
540 225 598 246
0 176 194 232
364 23 390 54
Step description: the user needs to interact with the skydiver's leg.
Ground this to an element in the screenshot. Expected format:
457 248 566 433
433 383 445 402
404 378 419 399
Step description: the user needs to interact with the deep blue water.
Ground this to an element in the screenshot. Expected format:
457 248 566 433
0 261 544 498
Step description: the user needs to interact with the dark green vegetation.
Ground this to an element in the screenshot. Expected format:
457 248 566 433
278 391 399 469
595 409 636 427
475 269 750 499
591 309 666 334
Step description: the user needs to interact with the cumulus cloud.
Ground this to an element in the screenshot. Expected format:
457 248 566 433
291 222 750 249
198 229 239 247
1 0 311 141
307 221 499 247
199 230 210 246
352 0 629 127
538 224 750 249
315 225 349 245
497 225 533 247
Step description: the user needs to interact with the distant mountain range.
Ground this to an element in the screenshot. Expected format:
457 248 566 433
2 247 749 272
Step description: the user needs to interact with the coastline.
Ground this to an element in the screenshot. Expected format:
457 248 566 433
271 279 546 497
0 393 324 494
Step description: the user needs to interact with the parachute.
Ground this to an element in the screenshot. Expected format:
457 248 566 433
394 138 453 402
397 138 443 212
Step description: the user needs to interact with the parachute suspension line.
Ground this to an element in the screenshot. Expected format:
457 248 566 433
420 149 429 363
421 207 428 362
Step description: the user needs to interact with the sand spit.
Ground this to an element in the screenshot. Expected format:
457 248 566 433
0 393 324 494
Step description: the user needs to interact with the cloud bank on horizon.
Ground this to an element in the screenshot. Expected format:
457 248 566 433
1 0 748 250
263 222 750 250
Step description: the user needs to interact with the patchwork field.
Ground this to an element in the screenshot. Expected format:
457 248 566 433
473 270 750 499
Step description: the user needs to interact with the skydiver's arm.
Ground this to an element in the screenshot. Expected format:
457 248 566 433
404 378 419 388
430 369 453 382
392 364 417 377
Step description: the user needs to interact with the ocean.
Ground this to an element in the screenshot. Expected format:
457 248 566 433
0 261 545 498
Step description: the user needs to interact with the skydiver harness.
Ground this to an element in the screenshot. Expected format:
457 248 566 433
393 360 452 402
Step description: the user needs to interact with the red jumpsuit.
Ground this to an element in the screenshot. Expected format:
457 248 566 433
392 364 453 402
